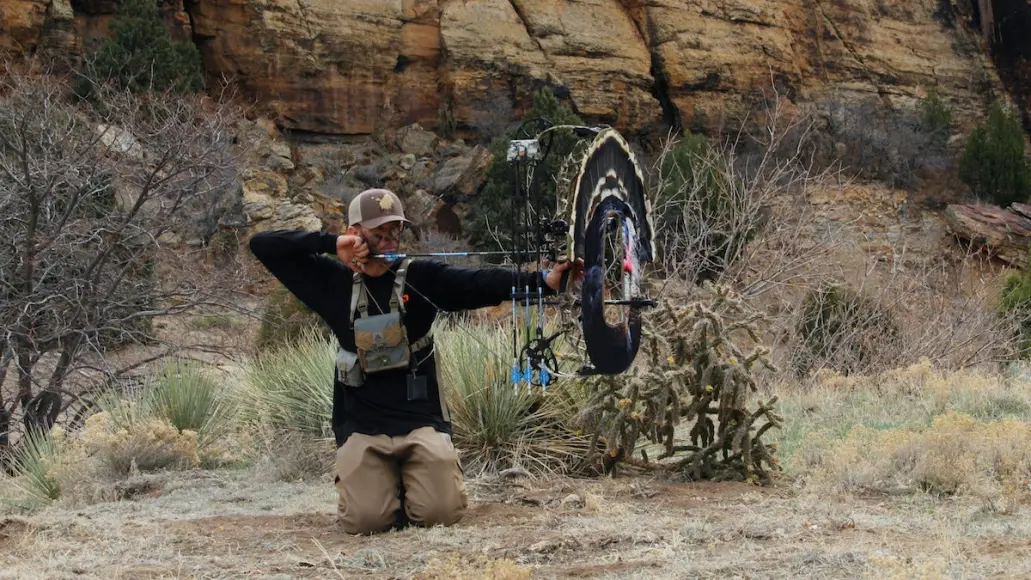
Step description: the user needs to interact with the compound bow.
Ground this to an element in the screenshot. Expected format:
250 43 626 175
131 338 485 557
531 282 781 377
374 120 657 389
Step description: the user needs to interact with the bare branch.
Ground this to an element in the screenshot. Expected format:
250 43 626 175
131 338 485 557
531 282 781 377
0 59 251 442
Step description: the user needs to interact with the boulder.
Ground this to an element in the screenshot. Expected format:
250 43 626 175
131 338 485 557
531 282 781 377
398 123 438 156
266 155 295 171
241 168 289 223
944 203 1031 267
404 188 444 229
269 202 322 232
430 145 490 197
96 124 144 160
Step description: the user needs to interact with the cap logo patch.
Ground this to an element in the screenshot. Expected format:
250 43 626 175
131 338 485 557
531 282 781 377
378 195 394 210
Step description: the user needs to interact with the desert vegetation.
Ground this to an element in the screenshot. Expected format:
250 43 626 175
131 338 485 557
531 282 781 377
3 18 1031 574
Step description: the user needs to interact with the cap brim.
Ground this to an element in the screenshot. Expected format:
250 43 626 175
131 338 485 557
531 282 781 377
360 215 411 229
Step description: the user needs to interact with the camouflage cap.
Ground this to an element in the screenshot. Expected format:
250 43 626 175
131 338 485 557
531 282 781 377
348 188 410 229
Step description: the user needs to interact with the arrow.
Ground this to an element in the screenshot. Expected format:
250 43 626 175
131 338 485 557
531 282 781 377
371 251 515 261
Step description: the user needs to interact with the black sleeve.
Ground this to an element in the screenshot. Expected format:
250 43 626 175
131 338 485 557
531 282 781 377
248 230 345 323
407 260 555 311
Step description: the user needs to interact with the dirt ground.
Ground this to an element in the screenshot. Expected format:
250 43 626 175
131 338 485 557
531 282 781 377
3 468 1031 580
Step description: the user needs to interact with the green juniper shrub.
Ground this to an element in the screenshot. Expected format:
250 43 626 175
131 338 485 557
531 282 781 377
918 88 953 145
959 101 1031 207
999 248 1031 358
76 0 204 97
467 88 583 257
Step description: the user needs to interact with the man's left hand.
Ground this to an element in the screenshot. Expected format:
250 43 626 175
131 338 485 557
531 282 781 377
545 258 584 292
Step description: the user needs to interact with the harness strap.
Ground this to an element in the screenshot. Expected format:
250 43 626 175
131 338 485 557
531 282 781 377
410 332 433 352
349 257 419 322
350 271 364 324
391 258 412 312
345 259 448 421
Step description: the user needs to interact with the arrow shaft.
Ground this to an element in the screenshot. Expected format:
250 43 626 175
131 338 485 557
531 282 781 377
372 251 514 260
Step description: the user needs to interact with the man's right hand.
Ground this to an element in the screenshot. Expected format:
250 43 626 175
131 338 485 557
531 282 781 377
336 234 369 273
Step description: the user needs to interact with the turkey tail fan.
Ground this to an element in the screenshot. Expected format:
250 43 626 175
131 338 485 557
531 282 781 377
569 129 656 263
569 128 655 375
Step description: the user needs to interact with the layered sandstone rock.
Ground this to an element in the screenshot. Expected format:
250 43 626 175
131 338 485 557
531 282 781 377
0 0 50 54
0 0 1004 138
182 0 999 136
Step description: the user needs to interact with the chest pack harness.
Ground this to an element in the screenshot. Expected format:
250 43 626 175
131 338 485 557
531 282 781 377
336 259 446 415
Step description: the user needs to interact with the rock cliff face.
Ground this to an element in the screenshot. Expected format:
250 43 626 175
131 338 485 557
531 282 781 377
0 0 1005 138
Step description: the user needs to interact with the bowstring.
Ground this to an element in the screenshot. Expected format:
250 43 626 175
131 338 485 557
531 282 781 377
391 154 561 389
398 261 521 376
398 261 586 384
384 122 581 388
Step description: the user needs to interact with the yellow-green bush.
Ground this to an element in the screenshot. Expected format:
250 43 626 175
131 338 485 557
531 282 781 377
775 358 1031 508
806 411 1031 502
81 412 200 476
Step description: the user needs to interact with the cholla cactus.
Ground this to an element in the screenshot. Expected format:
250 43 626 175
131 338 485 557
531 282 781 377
577 283 782 484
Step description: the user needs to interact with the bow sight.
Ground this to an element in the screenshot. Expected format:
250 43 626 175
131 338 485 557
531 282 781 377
374 120 657 390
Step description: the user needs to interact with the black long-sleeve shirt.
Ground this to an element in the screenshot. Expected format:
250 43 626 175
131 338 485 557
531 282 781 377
248 229 552 446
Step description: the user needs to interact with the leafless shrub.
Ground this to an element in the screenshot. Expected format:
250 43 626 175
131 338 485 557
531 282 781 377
648 87 849 301
809 96 954 192
643 85 1015 379
776 245 1025 380
0 61 248 457
790 282 902 377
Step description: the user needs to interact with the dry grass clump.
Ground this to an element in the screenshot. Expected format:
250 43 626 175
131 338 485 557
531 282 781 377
249 427 336 482
416 553 530 580
436 318 593 476
776 358 1031 508
804 412 1031 508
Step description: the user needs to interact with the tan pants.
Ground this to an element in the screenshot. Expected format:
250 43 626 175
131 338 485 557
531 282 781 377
335 426 468 534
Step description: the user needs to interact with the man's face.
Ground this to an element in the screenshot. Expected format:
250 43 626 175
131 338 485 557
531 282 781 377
359 221 405 254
